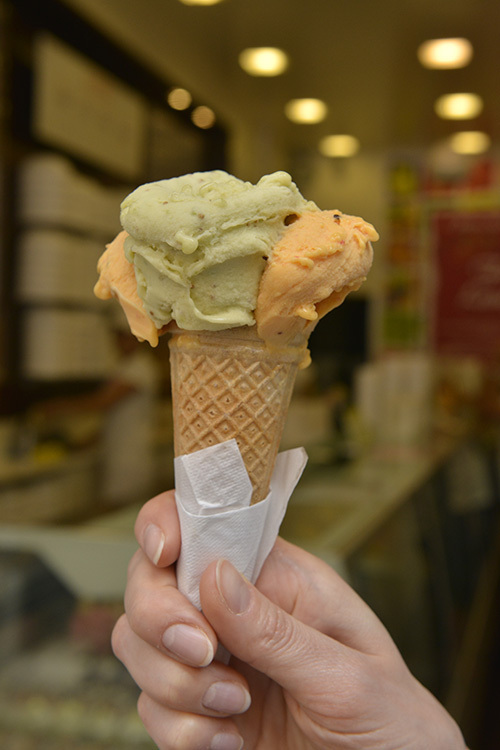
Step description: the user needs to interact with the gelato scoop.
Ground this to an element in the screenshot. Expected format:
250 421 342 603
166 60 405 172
256 209 378 343
94 229 160 345
118 170 316 333
94 170 378 350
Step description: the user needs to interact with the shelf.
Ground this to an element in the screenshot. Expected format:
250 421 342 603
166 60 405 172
0 448 96 486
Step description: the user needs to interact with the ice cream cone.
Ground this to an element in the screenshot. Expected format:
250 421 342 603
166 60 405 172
168 326 306 504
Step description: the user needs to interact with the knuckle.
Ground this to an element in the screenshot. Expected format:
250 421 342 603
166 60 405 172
138 691 220 750
136 691 149 724
126 548 143 581
255 603 297 660
136 694 169 750
124 585 155 631
111 613 129 661
136 693 160 743
157 677 177 710
171 714 202 750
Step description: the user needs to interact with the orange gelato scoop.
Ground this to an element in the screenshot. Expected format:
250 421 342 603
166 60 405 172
93 230 160 347
255 210 378 343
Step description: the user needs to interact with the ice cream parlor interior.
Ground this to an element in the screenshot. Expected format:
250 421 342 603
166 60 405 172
0 1 500 748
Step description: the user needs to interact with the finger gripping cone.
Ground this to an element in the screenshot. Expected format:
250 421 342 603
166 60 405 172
168 327 305 504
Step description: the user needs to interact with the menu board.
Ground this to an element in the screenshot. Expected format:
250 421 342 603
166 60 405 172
432 211 500 361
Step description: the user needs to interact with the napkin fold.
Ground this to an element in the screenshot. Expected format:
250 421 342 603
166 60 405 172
174 438 308 611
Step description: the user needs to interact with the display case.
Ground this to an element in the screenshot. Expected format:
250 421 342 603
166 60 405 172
0 505 153 748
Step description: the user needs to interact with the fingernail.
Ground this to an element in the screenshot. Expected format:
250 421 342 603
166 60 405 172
143 524 164 565
202 681 251 714
215 560 250 615
162 624 214 667
210 732 244 750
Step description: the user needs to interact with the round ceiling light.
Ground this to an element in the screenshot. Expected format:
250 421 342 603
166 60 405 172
167 87 192 110
285 98 327 124
417 38 473 69
178 0 224 5
449 131 491 155
239 47 289 76
434 93 483 119
319 134 360 158
191 105 216 129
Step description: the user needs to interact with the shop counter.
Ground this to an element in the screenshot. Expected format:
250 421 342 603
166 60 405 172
281 436 460 569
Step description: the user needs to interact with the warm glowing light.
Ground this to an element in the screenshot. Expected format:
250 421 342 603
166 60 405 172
449 131 490 155
239 47 289 77
167 87 192 110
178 0 224 5
319 134 360 158
417 38 473 69
191 105 216 128
434 93 483 120
285 98 327 124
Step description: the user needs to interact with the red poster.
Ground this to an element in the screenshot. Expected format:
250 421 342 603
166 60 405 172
433 211 500 361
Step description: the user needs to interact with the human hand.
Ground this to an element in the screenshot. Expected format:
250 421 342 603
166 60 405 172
112 491 467 750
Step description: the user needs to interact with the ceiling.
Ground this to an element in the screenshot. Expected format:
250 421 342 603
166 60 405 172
61 0 500 161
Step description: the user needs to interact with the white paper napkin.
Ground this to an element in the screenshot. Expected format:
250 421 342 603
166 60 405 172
174 438 308 611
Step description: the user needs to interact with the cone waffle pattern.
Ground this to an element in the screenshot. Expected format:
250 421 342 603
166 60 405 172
169 331 301 503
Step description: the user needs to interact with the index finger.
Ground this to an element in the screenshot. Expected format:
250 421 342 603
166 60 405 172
134 490 181 568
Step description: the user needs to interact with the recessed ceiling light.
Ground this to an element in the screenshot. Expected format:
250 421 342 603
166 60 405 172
285 98 327 124
449 131 490 155
191 105 216 129
434 93 483 120
319 134 360 157
178 0 224 5
417 38 473 69
167 87 192 110
239 47 289 77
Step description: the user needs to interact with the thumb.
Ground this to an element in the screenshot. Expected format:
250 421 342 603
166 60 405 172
200 559 355 705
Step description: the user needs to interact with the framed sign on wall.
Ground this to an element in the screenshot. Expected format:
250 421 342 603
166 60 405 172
432 210 500 362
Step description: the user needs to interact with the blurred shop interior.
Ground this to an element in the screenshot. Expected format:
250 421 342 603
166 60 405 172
1 0 500 747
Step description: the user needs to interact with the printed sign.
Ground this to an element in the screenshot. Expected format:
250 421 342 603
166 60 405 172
433 211 500 361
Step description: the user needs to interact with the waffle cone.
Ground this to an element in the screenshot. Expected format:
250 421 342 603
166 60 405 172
168 326 306 504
